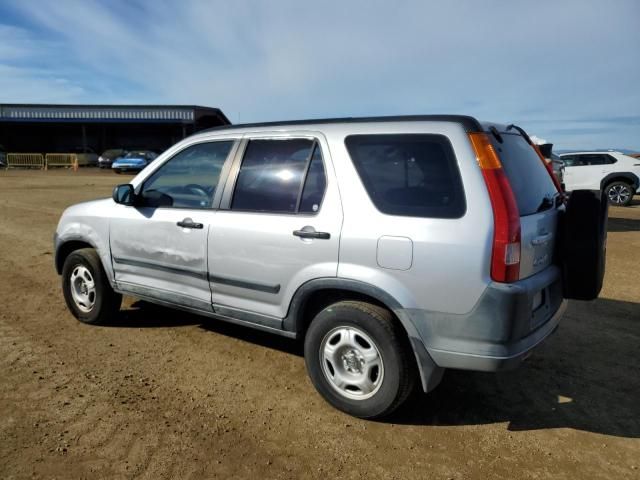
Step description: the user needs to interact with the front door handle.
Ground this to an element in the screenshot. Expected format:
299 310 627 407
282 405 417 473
177 218 203 229
293 226 330 240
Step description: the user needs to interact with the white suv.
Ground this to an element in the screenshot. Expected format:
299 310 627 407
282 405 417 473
559 151 640 206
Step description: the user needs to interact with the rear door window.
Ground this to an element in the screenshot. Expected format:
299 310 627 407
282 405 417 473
231 139 326 213
299 145 326 213
490 133 558 216
345 134 465 218
579 153 616 165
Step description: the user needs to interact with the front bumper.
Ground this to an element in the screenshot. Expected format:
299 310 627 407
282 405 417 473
112 163 144 170
404 265 566 372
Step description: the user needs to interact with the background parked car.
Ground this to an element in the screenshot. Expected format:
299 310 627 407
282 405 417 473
72 146 99 166
0 144 6 168
98 149 127 169
112 150 158 173
559 151 640 206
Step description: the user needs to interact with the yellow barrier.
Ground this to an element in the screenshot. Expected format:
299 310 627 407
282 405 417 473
6 153 45 169
45 153 78 171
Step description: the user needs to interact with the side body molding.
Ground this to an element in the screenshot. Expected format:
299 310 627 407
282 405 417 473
283 277 444 392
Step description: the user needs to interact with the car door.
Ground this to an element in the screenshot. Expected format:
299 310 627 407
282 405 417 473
110 139 237 311
562 154 592 190
207 133 343 324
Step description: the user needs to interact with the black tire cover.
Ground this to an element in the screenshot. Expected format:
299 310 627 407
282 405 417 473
559 190 608 300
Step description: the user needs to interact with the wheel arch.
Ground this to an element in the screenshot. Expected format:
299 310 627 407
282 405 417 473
284 278 444 392
600 172 639 192
55 237 114 288
55 239 95 274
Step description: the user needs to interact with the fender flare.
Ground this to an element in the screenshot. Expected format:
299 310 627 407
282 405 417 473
54 234 116 288
600 172 639 192
283 277 444 392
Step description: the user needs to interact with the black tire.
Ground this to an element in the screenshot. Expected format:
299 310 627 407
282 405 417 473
559 190 608 300
604 181 634 207
114 169 122 174
304 301 415 419
61 248 122 324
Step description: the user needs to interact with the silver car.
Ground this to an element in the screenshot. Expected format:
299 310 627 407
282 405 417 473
54 116 606 418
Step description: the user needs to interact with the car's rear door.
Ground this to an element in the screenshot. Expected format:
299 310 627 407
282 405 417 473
110 139 237 310
582 153 616 189
489 132 561 280
207 132 343 323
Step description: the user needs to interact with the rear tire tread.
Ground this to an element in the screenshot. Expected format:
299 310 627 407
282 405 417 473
338 301 415 412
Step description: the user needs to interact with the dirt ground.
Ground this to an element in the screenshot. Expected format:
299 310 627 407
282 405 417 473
0 169 638 480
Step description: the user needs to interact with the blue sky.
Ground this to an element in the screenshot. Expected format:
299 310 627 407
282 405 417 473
0 0 638 150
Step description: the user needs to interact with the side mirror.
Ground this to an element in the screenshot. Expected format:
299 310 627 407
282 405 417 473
112 184 135 205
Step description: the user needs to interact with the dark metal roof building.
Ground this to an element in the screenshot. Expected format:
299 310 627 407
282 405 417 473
0 103 230 153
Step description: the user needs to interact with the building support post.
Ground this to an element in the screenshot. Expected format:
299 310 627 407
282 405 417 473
81 124 87 153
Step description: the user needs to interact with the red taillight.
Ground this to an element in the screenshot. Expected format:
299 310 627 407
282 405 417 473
468 133 521 283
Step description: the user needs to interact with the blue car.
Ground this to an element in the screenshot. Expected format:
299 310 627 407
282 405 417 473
112 150 158 173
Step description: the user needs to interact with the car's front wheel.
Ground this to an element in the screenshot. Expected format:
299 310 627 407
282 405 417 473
61 248 122 325
304 301 415 418
605 181 634 206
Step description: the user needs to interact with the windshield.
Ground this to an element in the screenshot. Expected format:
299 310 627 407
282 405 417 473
126 151 150 159
103 149 123 157
490 133 558 216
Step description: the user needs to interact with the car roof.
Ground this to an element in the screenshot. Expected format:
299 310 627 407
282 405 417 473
199 115 485 135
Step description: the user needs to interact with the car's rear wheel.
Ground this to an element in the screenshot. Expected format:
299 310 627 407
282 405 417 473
604 181 634 206
113 169 122 174
304 301 415 419
61 248 121 325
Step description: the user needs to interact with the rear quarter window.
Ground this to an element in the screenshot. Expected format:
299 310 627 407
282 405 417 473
345 134 466 218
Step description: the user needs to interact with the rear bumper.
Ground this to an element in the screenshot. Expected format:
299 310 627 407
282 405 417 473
404 265 566 372
426 300 566 371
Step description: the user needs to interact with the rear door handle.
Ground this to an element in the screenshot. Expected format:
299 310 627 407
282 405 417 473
177 218 203 229
293 226 330 240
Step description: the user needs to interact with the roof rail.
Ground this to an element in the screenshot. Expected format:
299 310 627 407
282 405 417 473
200 114 483 134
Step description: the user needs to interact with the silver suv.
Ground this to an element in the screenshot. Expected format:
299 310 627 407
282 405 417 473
54 116 606 418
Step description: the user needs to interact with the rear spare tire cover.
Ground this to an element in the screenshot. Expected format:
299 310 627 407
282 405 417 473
559 190 608 300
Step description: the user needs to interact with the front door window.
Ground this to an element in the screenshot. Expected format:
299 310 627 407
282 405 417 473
141 141 234 209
